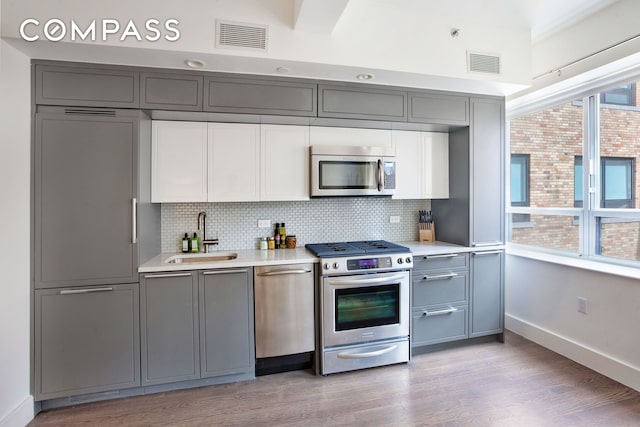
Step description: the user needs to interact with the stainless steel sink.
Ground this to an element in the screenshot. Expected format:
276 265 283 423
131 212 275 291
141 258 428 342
165 253 238 264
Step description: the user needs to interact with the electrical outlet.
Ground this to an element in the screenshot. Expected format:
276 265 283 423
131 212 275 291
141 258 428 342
257 219 271 228
389 215 400 224
577 297 587 314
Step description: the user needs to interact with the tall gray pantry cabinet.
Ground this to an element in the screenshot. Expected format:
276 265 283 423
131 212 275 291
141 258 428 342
34 107 159 401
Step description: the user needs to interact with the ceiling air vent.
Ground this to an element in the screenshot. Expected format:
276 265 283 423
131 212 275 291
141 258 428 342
467 52 501 74
216 20 268 52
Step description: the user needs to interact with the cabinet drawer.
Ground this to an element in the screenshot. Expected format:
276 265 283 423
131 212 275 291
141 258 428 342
412 252 468 272
140 72 203 111
35 65 139 108
409 92 469 125
412 305 468 347
413 271 468 307
318 84 407 121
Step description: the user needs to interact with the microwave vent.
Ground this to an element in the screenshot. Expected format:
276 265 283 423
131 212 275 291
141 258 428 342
216 20 268 52
467 52 501 74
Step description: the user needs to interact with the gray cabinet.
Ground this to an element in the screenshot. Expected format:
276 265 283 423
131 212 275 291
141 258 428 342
204 76 317 116
140 271 199 386
35 64 139 108
35 110 142 289
409 92 469 125
431 97 504 247
318 83 407 121
34 284 140 400
199 268 255 378
411 253 470 348
140 72 203 111
470 250 504 337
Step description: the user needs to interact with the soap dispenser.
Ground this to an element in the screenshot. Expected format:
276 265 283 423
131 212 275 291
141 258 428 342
182 233 190 253
191 232 199 253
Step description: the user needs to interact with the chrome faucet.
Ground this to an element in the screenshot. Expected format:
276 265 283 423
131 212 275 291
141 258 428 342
197 211 219 253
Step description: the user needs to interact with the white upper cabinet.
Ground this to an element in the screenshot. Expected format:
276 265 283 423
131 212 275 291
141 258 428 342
208 123 260 202
392 130 449 199
152 121 207 203
260 125 310 201
309 126 393 148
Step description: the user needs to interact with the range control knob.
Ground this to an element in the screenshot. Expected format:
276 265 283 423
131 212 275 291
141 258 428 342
397 258 404 264
406 257 412 264
323 263 331 270
333 262 340 269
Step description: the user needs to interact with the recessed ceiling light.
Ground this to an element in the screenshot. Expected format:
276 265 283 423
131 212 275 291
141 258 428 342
356 73 375 81
184 59 206 69
276 66 290 73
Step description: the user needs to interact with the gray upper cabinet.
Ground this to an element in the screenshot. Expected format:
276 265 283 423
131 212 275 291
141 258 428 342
34 283 140 401
140 271 199 386
35 64 139 108
199 268 255 379
409 92 469 125
35 109 140 288
470 250 504 337
204 76 317 116
140 72 203 111
318 83 407 121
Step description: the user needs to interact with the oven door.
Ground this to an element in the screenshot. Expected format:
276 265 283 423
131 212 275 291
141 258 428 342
311 154 395 197
322 270 410 347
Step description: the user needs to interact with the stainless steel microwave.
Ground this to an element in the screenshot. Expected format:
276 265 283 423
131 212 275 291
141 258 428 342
310 145 396 197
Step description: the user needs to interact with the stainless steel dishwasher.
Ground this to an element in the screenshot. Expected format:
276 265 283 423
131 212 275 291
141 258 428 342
254 263 315 375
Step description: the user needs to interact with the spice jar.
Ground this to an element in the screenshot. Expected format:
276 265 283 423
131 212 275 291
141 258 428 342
259 237 268 250
285 235 297 249
267 237 275 250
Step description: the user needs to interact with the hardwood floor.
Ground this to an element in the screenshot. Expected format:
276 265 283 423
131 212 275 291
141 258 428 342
29 332 640 426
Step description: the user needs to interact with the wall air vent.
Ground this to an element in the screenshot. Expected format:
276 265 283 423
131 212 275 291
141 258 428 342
216 20 268 52
467 52 501 74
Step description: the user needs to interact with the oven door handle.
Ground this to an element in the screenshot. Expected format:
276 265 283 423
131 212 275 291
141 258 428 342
337 344 398 359
327 274 406 286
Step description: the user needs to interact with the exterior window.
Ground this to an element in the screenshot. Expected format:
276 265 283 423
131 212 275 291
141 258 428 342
510 154 530 223
600 84 635 106
574 156 634 208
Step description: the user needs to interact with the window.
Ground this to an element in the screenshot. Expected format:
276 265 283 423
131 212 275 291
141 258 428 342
574 156 634 208
510 154 530 223
600 84 635 106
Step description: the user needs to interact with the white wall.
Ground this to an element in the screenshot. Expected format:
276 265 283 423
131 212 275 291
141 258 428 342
0 6 34 424
506 255 640 391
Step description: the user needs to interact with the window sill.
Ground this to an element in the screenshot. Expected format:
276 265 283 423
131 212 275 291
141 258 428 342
506 243 640 281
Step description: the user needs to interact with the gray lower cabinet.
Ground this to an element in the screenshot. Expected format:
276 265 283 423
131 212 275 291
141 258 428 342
199 268 255 378
34 284 140 401
411 253 470 348
35 64 139 108
408 92 469 126
318 83 407 121
140 72 203 111
204 76 317 116
140 271 199 386
470 250 504 337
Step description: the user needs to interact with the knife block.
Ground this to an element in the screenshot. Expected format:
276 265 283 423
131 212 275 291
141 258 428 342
419 222 435 242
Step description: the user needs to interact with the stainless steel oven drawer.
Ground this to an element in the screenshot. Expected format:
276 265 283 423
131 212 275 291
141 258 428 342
413 271 468 307
321 338 409 375
411 305 468 346
412 253 468 272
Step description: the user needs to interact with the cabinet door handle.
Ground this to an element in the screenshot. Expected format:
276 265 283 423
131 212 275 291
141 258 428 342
59 287 114 295
472 242 502 247
424 254 458 260
144 273 192 279
202 269 248 276
423 273 458 281
257 269 311 276
132 198 138 244
423 307 458 317
472 250 503 256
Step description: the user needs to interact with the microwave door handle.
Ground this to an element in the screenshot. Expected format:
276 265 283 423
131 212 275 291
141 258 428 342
377 159 383 191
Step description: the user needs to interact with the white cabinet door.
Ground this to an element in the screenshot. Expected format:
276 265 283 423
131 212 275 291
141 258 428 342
424 132 449 199
208 123 260 202
309 126 393 148
260 124 310 201
152 121 207 202
392 130 423 199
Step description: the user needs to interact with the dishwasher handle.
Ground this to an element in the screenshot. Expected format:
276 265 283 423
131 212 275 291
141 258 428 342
257 269 312 277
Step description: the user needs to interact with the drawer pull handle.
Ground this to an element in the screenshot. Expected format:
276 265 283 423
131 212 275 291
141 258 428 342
472 250 503 256
144 273 192 279
424 254 458 260
423 273 458 281
423 307 458 317
59 287 114 295
202 269 248 276
337 345 397 359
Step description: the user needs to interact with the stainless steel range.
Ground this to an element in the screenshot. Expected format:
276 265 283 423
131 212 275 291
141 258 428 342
305 240 412 375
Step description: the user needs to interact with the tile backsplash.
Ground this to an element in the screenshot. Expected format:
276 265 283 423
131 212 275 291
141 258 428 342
161 198 431 252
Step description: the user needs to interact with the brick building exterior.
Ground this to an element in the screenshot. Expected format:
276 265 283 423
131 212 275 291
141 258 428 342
510 84 640 261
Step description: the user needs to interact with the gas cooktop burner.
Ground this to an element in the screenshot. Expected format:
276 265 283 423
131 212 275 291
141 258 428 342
305 240 410 258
